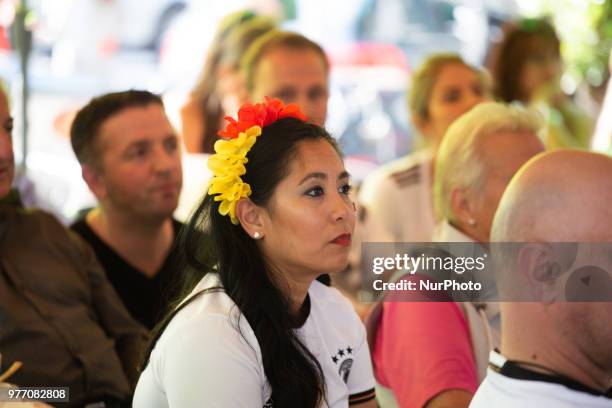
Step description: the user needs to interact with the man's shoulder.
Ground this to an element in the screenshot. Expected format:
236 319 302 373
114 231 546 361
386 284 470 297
69 216 111 257
0 207 92 274
2 206 67 236
472 367 612 408
359 151 430 206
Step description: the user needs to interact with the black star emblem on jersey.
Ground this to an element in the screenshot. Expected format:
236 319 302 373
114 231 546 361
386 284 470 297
346 346 353 354
332 355 338 364
338 348 345 357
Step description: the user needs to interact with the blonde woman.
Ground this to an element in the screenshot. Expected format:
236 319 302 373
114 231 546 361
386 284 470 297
359 53 490 244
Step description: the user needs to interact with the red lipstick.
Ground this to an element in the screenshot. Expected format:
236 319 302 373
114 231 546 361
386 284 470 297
331 233 351 247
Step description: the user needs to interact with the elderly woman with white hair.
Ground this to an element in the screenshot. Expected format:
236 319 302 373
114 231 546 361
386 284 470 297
367 102 545 408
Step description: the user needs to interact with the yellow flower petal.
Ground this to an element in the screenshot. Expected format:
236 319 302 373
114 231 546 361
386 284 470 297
207 125 261 225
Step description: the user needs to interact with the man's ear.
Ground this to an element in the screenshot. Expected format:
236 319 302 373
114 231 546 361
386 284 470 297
518 243 563 303
235 198 265 239
82 163 107 199
450 188 474 228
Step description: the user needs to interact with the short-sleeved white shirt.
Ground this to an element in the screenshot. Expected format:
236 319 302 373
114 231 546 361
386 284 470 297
358 150 435 243
134 274 375 407
470 353 612 408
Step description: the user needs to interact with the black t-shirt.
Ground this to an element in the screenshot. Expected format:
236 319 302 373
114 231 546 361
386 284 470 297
71 218 183 330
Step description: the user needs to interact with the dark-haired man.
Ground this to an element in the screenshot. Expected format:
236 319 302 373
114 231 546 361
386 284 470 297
70 90 183 329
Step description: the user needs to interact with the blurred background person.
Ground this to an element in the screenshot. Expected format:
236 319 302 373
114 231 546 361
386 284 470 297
70 90 184 330
0 81 147 408
242 29 329 126
488 17 594 150
471 150 612 407
367 102 544 408
344 53 489 317
358 53 490 244
180 11 276 153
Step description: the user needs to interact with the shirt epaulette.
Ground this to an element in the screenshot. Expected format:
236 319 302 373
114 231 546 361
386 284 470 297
390 164 420 188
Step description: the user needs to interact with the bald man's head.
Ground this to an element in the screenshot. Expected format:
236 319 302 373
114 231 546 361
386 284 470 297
492 150 612 299
492 150 612 243
492 151 612 384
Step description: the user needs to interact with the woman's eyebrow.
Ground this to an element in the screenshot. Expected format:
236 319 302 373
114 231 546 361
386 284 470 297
338 170 350 180
298 172 326 185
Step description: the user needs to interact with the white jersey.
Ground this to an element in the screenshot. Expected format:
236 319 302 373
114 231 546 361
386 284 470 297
134 274 375 408
470 352 612 408
358 150 436 243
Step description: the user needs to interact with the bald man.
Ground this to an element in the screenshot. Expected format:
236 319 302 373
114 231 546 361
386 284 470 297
470 150 612 407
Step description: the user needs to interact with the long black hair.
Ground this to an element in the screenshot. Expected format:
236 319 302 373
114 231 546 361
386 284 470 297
142 117 341 407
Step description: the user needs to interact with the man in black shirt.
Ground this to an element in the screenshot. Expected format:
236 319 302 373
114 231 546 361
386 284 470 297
70 90 184 329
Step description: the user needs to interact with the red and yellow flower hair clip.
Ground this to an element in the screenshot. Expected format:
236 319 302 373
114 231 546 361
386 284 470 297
207 97 307 224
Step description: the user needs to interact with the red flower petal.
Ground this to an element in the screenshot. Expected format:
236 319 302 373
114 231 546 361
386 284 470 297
219 97 307 139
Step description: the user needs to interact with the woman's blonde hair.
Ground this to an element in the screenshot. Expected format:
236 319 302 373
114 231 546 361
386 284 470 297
408 53 489 144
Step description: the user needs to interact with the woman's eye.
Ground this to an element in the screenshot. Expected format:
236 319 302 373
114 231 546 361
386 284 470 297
339 184 352 195
305 186 324 197
443 89 461 103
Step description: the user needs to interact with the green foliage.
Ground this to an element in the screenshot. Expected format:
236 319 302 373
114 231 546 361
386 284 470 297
517 0 612 87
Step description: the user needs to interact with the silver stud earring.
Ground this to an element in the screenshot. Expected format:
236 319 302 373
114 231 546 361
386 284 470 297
253 232 261 239
468 218 476 227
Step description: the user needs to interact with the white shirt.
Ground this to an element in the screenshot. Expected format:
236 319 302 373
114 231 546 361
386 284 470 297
358 150 435 243
470 352 612 408
134 274 375 408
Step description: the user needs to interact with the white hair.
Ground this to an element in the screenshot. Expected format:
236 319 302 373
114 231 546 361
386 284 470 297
434 102 544 222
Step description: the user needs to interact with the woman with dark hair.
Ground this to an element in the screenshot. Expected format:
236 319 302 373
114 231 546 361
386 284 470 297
489 17 593 149
180 11 276 153
134 98 376 407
